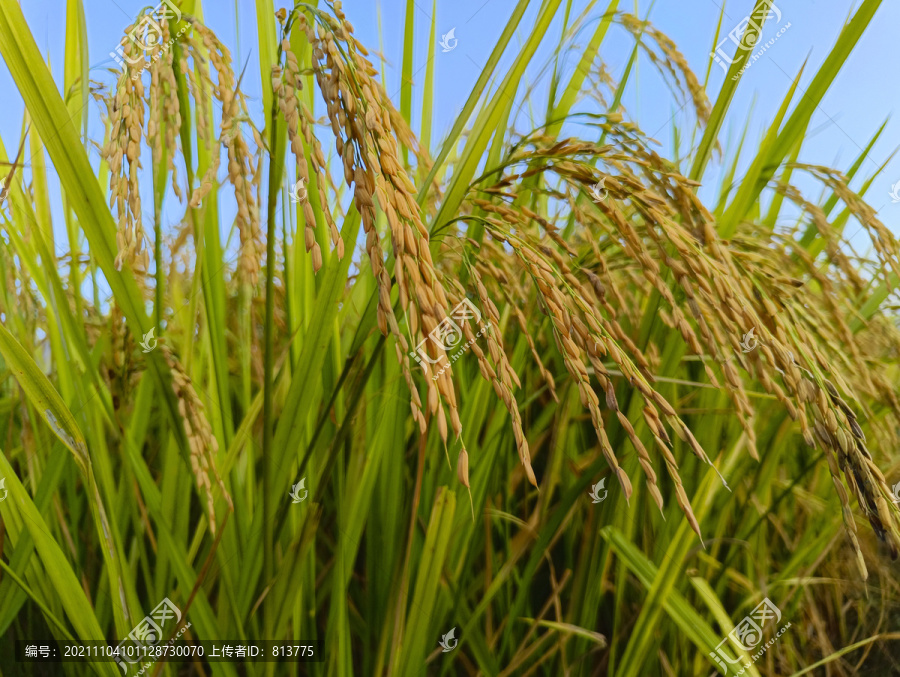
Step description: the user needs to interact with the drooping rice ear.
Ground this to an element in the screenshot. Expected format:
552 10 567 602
458 447 474 520
456 448 469 488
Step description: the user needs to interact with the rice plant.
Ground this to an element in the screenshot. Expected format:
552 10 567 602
0 0 898 675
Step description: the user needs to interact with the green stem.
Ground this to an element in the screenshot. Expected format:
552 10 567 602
263 53 286 650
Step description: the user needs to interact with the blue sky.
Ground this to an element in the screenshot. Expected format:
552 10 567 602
1 0 897 265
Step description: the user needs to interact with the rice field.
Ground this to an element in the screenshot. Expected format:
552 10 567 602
0 0 898 675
